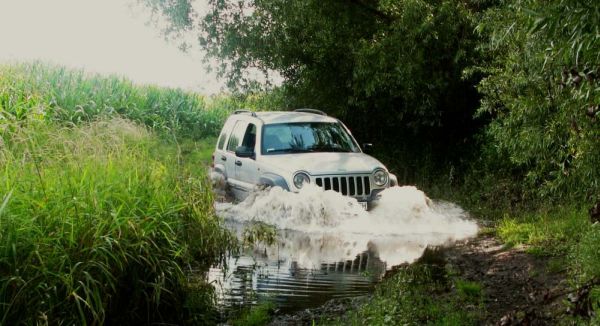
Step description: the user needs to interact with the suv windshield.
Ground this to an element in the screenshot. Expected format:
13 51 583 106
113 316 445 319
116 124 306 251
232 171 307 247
261 122 359 154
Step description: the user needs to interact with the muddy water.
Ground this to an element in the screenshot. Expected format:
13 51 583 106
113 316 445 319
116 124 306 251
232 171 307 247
208 228 387 313
210 185 478 313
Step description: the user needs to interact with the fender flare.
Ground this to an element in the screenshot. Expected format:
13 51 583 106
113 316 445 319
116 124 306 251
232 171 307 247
259 173 289 191
213 164 227 179
389 173 398 187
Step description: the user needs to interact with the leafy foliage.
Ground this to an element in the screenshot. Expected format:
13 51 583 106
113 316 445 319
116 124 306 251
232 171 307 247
474 0 600 201
145 0 600 204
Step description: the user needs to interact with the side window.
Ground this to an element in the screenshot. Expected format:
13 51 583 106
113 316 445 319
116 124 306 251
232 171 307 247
227 121 247 152
217 131 227 150
241 124 256 149
217 119 235 150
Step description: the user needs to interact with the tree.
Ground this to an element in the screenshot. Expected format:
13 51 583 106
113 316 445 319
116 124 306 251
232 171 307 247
474 0 600 200
145 0 485 182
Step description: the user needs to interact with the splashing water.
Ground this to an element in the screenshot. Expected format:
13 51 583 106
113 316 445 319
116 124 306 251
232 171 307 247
215 184 478 268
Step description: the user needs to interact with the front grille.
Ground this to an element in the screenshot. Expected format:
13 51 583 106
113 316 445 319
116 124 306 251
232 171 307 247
314 175 371 196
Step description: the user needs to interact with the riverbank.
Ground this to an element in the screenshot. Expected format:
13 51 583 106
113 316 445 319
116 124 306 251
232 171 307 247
249 208 599 325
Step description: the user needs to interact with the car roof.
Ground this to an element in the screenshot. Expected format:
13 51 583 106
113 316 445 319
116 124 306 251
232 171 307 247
254 111 339 124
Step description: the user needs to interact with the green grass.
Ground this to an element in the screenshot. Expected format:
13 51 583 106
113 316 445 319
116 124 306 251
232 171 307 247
569 223 600 284
456 280 483 301
0 61 293 324
179 136 218 166
229 301 276 326
329 262 484 325
0 118 234 324
0 61 285 143
0 62 247 324
496 206 600 321
497 207 588 256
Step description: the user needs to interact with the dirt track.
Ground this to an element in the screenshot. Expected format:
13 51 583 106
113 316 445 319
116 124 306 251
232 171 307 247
446 233 568 325
270 233 571 325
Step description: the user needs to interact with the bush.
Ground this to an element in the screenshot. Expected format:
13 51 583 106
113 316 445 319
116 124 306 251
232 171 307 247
474 0 600 202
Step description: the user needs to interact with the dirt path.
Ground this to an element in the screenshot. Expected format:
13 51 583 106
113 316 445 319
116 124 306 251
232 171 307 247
270 233 570 325
446 233 568 325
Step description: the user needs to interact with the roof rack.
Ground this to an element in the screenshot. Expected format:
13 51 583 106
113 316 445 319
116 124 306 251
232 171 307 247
234 109 257 117
294 108 327 116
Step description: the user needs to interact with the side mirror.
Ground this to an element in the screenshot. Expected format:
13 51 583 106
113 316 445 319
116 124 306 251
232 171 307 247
235 146 255 159
362 143 373 154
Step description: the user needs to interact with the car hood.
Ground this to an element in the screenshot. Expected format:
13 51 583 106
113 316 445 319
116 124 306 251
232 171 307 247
260 152 387 175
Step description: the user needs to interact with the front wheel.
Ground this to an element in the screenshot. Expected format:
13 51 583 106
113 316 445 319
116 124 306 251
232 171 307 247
209 170 232 201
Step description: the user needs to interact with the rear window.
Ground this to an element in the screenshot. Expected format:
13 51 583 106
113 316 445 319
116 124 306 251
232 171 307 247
217 118 236 150
227 121 248 152
217 132 227 150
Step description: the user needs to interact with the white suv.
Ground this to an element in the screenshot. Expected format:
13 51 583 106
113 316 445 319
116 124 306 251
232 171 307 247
211 109 398 209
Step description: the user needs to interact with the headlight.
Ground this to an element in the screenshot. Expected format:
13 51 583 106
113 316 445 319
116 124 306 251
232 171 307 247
293 172 310 189
373 169 388 187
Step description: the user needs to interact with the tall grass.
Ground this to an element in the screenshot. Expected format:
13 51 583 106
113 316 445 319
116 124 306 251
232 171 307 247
0 61 288 324
0 62 230 139
0 116 233 323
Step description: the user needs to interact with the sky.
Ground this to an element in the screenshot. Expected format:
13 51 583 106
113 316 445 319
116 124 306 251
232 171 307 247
0 0 225 94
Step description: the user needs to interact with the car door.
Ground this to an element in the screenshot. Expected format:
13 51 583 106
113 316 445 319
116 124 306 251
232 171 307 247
235 122 260 190
214 118 235 176
224 120 248 190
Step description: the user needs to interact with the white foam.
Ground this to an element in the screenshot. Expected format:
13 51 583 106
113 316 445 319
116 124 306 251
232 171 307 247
216 184 478 268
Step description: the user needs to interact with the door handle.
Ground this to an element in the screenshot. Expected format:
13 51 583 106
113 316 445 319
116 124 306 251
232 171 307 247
221 156 226 161
235 160 242 166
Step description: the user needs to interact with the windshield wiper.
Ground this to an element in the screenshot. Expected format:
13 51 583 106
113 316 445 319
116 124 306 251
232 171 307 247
266 148 313 153
310 146 351 153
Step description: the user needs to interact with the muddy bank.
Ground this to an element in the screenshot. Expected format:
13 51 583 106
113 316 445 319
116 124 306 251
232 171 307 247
446 233 568 324
269 296 369 325
269 232 570 325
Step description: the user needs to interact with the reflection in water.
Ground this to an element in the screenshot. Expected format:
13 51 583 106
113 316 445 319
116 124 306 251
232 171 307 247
208 230 386 313
210 185 479 313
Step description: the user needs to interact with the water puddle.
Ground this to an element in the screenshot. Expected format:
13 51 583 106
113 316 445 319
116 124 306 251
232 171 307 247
210 185 478 313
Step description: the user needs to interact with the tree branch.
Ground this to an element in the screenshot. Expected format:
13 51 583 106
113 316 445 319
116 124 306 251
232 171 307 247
347 0 394 22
